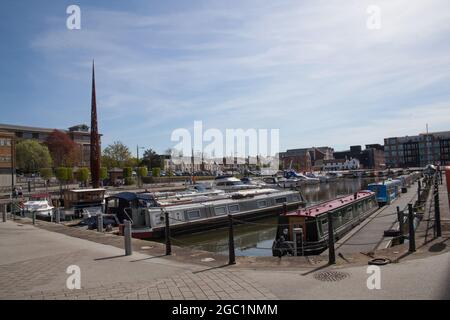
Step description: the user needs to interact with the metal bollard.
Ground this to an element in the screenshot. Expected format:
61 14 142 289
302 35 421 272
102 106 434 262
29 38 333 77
228 215 236 265
396 206 404 244
32 211 36 225
2 204 6 222
97 214 103 232
417 180 421 203
327 212 336 264
55 208 60 223
164 210 172 256
408 204 416 253
124 220 132 256
434 185 442 237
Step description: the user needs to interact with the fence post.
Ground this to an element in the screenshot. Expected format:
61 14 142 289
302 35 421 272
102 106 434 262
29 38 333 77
434 183 442 238
228 214 236 265
97 214 103 233
408 204 415 253
164 210 172 256
327 212 336 264
396 206 404 244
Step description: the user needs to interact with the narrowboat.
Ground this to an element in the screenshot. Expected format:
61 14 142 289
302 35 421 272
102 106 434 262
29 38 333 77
396 172 421 193
367 179 402 205
120 188 305 239
272 190 378 256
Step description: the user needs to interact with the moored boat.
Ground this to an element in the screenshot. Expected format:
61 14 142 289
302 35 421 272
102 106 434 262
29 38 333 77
272 190 378 256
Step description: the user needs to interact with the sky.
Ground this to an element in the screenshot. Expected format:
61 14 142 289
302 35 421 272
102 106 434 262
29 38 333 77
1 0 450 156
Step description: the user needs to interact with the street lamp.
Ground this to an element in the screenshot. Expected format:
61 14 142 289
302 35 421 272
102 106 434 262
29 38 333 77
136 145 145 187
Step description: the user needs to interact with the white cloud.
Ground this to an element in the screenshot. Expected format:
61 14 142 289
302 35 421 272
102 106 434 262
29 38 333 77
30 0 450 151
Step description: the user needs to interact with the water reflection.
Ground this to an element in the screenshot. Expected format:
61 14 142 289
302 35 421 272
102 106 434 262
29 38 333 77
165 178 379 257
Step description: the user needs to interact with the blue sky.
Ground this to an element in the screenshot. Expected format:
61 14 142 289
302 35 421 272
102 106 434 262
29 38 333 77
1 0 449 156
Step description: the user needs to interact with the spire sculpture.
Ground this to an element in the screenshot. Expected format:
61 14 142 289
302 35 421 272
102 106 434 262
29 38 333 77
90 61 100 188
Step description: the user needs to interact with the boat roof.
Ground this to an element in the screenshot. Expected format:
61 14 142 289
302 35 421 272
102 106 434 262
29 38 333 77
285 191 374 218
368 179 401 186
106 192 153 202
67 188 106 193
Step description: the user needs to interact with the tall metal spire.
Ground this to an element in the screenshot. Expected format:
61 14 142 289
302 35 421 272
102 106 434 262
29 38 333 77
90 60 100 188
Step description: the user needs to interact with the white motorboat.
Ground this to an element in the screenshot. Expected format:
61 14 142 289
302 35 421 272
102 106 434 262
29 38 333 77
23 194 54 218
214 175 260 192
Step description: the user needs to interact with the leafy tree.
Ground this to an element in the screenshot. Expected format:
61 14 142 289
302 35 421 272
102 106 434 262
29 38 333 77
152 167 161 177
100 167 108 180
45 130 80 167
123 167 132 178
138 166 148 177
76 168 90 185
16 140 52 173
39 168 53 180
66 167 74 182
102 141 131 168
55 167 68 182
141 148 161 169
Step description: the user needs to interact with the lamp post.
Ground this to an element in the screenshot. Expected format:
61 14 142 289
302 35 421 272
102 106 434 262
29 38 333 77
136 145 145 187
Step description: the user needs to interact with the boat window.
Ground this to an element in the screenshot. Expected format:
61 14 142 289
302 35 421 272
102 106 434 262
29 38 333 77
228 204 240 213
257 200 268 208
321 219 328 234
187 210 201 220
343 207 352 223
357 202 363 215
216 182 226 186
214 206 227 216
275 197 287 204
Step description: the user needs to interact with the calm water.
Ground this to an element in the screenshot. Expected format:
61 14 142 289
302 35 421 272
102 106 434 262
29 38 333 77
166 178 379 256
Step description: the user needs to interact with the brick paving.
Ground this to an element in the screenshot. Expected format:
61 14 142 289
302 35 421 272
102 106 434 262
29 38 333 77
0 222 277 300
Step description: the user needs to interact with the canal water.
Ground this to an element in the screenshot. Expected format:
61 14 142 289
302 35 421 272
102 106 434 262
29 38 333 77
167 178 379 257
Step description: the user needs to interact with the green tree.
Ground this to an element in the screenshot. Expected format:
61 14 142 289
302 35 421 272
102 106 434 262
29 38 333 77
55 167 68 182
16 140 52 173
102 141 132 168
66 167 74 182
123 167 132 178
100 167 108 180
152 167 161 178
76 168 90 186
141 148 161 169
39 168 53 180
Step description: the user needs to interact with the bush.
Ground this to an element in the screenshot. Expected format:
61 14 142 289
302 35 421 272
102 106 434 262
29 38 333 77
124 177 135 185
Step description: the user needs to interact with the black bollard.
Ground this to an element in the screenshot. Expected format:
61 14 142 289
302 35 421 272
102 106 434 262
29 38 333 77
327 212 336 264
228 214 236 265
434 185 442 237
396 206 404 244
164 210 172 256
408 204 415 253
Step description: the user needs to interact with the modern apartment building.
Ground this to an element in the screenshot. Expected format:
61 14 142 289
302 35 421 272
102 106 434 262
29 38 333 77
0 131 15 187
0 123 101 167
384 131 450 168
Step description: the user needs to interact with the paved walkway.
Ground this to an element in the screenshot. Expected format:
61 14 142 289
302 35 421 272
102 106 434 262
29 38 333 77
0 221 275 300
